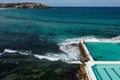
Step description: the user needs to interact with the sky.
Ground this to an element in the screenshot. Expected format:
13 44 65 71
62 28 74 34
0 0 120 6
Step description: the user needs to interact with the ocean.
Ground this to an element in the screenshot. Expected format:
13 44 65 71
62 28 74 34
0 7 120 80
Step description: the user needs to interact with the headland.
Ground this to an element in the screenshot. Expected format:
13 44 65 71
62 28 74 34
0 3 50 9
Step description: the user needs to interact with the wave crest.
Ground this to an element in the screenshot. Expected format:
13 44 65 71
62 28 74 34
62 36 120 43
3 49 29 55
1 36 119 64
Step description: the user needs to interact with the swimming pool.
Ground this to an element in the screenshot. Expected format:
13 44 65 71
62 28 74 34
85 42 120 61
92 64 120 80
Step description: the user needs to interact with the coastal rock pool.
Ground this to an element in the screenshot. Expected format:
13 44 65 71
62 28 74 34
92 64 120 80
85 42 120 61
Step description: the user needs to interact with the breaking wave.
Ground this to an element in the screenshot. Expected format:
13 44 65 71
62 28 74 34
3 49 30 55
35 43 80 64
63 36 120 43
35 35 120 63
0 36 119 64
112 36 120 41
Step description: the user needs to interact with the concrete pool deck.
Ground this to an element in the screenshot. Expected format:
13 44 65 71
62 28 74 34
79 40 120 80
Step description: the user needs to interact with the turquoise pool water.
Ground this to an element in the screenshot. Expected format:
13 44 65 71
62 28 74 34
85 42 120 61
92 64 120 80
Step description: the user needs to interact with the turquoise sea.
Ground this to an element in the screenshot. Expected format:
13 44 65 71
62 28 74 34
0 7 120 80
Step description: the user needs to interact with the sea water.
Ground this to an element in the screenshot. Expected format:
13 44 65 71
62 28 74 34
0 7 120 63
86 42 120 61
92 64 120 80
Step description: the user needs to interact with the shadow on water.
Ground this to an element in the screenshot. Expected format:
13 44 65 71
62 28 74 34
0 32 61 54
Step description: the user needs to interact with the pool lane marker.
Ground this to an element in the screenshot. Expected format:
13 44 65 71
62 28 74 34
111 68 120 79
103 68 113 80
94 68 103 80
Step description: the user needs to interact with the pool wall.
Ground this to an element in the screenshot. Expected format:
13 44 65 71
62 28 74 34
79 40 97 80
79 40 94 62
85 61 96 80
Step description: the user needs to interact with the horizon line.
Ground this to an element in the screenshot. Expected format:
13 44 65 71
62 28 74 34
0 2 120 7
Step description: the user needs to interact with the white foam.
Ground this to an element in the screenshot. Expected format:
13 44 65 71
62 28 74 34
19 52 29 55
3 48 80 64
1 36 119 64
112 35 120 41
58 43 80 61
67 61 81 64
35 41 81 64
4 49 17 53
3 49 29 55
34 53 77 62
62 36 120 43
34 36 120 64
34 54 60 61
34 52 80 64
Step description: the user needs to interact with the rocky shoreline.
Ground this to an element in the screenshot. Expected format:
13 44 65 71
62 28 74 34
0 3 50 9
